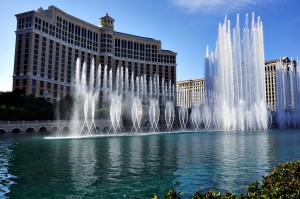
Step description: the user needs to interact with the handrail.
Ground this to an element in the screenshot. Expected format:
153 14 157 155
0 119 111 127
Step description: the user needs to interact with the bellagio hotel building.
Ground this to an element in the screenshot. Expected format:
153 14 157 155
13 6 176 102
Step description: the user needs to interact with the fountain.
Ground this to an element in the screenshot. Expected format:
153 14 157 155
69 13 289 134
179 106 188 131
71 58 101 135
204 13 268 131
164 100 175 132
109 91 122 133
177 89 189 131
274 58 300 128
131 96 143 132
149 99 160 132
191 104 201 130
70 57 176 135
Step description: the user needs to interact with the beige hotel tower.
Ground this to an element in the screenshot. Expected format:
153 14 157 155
177 78 205 108
13 6 177 102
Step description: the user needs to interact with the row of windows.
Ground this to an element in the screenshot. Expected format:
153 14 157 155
57 16 98 51
19 16 176 63
265 63 296 72
18 17 32 30
32 34 96 84
18 12 177 62
113 38 175 63
265 64 276 72
15 33 30 76
15 78 69 99
34 17 56 37
100 33 112 53
31 16 99 52
15 33 176 99
31 79 71 97
115 39 157 51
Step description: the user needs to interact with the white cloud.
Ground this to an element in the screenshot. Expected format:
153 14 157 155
171 0 271 13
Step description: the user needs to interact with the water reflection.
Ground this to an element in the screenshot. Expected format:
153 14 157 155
100 135 181 198
175 133 206 195
215 132 270 193
107 138 121 180
266 129 300 167
129 136 144 175
2 130 300 198
174 131 271 197
0 138 17 198
146 135 159 174
69 139 97 197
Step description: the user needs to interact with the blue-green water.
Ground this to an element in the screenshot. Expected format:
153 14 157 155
1 130 300 198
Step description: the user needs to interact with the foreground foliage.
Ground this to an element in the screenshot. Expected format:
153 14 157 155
155 160 300 199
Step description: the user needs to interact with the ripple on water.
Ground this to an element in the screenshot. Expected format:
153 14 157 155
0 139 17 198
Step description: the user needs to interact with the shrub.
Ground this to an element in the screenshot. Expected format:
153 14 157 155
164 190 181 199
256 160 300 198
157 160 300 199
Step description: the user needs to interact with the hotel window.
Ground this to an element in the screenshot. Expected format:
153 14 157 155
38 80 44 88
152 65 157 77
32 79 36 87
81 51 85 65
134 63 138 78
139 43 145 60
146 64 150 82
158 65 162 76
140 63 144 76
32 87 36 95
125 63 131 91
66 86 70 95
158 54 162 63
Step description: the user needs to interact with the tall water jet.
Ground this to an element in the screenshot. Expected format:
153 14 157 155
274 58 300 128
147 73 161 132
149 99 160 132
178 89 189 130
71 58 101 135
109 91 122 133
70 56 175 134
108 65 123 133
164 100 175 131
178 106 188 131
131 96 143 132
204 13 268 131
191 104 201 130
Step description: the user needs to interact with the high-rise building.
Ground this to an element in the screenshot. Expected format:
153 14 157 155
13 6 177 102
176 57 297 110
265 57 281 110
265 56 298 111
176 78 205 108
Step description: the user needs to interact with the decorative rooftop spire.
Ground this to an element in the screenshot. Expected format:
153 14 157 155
99 13 114 30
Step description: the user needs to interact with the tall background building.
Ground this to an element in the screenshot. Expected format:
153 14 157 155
13 6 176 103
176 78 205 108
265 56 298 111
176 57 298 111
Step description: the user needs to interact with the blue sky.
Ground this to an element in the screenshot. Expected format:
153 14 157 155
0 0 299 91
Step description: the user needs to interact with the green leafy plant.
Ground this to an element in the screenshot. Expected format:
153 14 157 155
164 190 181 199
159 160 300 199
259 160 300 198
